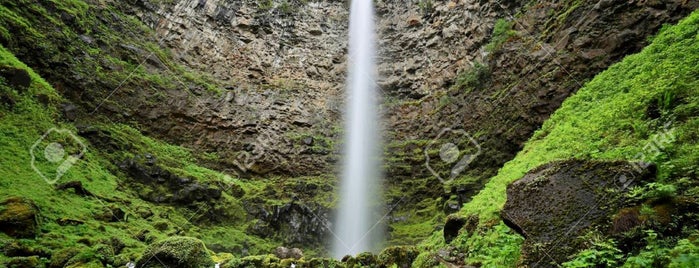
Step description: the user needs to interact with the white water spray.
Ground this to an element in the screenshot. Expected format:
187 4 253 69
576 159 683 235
332 0 382 259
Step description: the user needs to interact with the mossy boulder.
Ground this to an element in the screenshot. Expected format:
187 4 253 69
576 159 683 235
3 240 51 258
377 246 419 268
223 254 280 268
0 197 40 238
305 258 342 267
136 236 214 268
49 248 80 268
5 256 42 268
65 260 104 268
502 159 656 266
343 252 378 267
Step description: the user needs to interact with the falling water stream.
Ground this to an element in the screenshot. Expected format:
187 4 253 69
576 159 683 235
332 0 382 259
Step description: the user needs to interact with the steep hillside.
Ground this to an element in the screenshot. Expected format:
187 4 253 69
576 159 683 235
382 0 698 247
415 9 699 267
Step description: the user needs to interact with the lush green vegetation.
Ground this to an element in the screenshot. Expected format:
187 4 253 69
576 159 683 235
0 42 294 266
416 9 699 267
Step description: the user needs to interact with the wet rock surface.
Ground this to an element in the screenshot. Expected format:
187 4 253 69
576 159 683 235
2 0 698 262
502 159 656 267
247 202 331 248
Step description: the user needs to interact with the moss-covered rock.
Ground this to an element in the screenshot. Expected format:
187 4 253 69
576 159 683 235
0 197 40 238
342 252 378 268
305 257 342 267
5 256 43 268
136 236 214 268
49 248 80 268
65 260 104 268
3 240 50 258
377 246 419 268
223 254 280 268
0 66 31 89
502 159 656 266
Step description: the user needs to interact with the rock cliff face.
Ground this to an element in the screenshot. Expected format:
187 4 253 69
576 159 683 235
122 0 350 177
124 0 697 192
113 0 524 179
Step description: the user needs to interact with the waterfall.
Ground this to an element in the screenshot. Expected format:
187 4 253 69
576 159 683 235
332 0 382 259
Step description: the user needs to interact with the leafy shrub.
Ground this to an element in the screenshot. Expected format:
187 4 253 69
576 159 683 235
563 237 622 267
624 230 670 267
668 233 699 267
626 182 677 201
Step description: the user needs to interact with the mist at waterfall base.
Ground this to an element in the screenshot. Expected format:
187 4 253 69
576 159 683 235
331 0 384 259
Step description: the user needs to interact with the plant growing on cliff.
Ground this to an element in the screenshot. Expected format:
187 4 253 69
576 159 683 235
485 18 516 52
258 0 274 11
417 0 433 16
626 182 677 202
453 62 490 93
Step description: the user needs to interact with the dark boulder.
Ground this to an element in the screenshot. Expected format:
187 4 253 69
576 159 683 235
247 202 331 247
0 197 40 238
273 246 303 260
0 66 31 89
502 159 655 267
60 102 78 121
